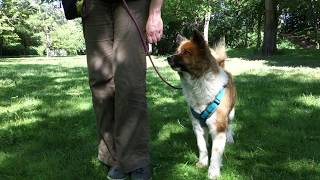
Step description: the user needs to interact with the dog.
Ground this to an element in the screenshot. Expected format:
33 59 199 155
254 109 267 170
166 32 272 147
167 30 236 179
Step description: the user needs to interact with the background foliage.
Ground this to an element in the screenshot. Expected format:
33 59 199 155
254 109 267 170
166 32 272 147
159 0 319 54
0 0 84 56
0 0 319 56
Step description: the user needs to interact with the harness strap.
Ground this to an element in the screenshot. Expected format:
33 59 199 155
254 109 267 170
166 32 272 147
190 88 225 125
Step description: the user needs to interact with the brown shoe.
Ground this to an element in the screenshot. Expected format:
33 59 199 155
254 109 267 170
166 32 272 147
130 166 151 180
107 166 128 180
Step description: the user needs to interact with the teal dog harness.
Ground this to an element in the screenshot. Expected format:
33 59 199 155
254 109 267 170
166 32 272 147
190 88 225 126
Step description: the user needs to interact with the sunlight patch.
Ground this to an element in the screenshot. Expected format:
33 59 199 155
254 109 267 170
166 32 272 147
54 77 71 83
47 99 91 117
285 159 320 172
20 70 39 77
157 123 186 142
0 151 13 165
154 97 176 105
76 101 92 111
60 99 91 111
90 157 101 170
226 58 268 75
296 94 320 108
184 151 197 162
0 97 42 116
173 163 204 178
0 117 42 130
46 71 69 78
0 79 15 88
65 86 88 97
54 77 86 83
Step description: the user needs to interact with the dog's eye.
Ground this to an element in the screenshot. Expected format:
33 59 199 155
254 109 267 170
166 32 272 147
182 50 192 55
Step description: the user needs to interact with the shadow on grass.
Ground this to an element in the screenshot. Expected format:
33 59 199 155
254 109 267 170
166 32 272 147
1 60 320 179
227 48 320 68
0 63 106 179
227 48 263 60
228 73 320 179
265 49 320 68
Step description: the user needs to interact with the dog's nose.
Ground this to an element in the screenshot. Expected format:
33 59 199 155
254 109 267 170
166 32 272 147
167 56 174 64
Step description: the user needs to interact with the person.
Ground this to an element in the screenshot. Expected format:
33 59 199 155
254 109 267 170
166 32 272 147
82 0 163 179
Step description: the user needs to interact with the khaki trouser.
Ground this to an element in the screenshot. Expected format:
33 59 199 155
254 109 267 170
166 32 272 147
82 0 150 172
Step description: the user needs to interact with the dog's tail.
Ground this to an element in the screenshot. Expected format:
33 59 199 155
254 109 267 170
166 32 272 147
226 107 235 144
211 37 227 68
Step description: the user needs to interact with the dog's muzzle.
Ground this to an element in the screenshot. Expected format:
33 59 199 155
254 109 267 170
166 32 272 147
167 55 175 67
166 55 188 73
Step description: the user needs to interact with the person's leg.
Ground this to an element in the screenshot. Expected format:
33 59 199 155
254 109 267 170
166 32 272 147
82 0 117 167
113 0 150 173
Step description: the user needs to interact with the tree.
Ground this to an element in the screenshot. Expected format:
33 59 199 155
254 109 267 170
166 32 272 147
311 0 319 49
158 0 207 53
0 0 41 55
263 0 277 56
255 0 264 48
51 20 85 55
0 0 85 56
28 1 65 56
204 11 211 42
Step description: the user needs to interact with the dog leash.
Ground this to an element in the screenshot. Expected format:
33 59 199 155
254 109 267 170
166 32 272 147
121 0 182 90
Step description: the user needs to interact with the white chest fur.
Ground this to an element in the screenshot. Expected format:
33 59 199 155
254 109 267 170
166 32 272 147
180 68 228 113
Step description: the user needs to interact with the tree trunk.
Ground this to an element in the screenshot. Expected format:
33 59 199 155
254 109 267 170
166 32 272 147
220 35 226 47
262 0 277 56
316 25 319 49
313 0 320 49
245 20 248 47
0 37 3 56
45 28 51 57
203 11 211 42
256 0 263 48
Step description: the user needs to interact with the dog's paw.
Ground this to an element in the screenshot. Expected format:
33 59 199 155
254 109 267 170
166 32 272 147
208 166 220 180
196 161 208 168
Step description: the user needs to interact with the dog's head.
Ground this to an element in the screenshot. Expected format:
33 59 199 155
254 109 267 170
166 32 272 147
167 30 222 78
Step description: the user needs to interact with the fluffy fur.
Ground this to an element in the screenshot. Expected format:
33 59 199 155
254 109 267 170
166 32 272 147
168 30 236 179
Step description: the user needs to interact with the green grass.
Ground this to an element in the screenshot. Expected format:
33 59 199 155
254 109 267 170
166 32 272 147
227 48 320 67
0 52 320 180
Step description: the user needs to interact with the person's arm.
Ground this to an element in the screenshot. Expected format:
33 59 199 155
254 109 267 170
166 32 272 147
146 0 164 44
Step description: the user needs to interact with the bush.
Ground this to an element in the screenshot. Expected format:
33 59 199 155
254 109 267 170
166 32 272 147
0 44 39 56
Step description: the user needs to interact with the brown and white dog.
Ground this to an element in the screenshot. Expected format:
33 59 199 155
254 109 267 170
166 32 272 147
167 30 236 179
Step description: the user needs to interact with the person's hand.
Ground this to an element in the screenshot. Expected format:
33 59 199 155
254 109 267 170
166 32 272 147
146 11 163 44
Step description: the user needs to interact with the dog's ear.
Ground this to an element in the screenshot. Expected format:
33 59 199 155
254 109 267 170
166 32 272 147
191 30 206 48
176 34 186 44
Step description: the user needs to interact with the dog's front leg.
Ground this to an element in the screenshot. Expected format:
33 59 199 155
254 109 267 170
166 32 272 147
192 119 208 168
208 131 226 180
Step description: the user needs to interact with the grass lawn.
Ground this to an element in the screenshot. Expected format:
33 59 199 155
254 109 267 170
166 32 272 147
0 50 320 180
